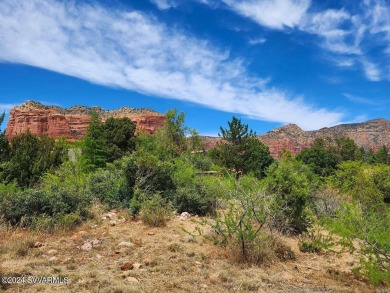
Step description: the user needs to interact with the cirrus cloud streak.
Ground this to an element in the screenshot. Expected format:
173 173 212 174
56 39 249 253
0 0 343 130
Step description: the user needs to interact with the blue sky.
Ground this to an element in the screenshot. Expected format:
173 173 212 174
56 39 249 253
0 0 389 135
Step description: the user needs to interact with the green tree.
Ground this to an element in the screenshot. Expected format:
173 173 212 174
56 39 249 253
331 161 386 205
213 117 274 178
136 109 190 160
157 109 188 157
0 112 9 163
103 117 136 162
309 137 362 164
81 111 107 172
373 146 390 165
296 140 338 177
1 131 63 187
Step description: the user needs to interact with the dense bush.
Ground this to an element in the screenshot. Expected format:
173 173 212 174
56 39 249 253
87 167 131 209
174 181 216 215
330 161 388 205
140 194 173 227
265 156 319 234
172 158 217 215
370 146 390 165
81 111 107 172
296 147 338 177
0 187 91 229
1 131 66 187
324 202 390 285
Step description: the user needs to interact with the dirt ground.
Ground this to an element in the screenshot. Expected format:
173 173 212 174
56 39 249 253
0 211 387 293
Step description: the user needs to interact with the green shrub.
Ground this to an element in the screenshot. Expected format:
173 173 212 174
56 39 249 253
1 131 66 187
0 181 20 195
174 183 216 215
87 168 131 209
172 158 217 215
103 117 136 162
206 178 294 264
299 241 322 253
0 187 91 229
140 194 173 227
324 202 390 286
331 161 389 205
296 146 337 177
265 157 318 234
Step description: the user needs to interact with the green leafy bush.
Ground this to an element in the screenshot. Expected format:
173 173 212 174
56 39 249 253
80 111 107 172
1 131 66 187
331 161 388 205
299 241 322 253
265 156 318 234
324 202 390 286
174 182 216 215
87 167 131 209
0 187 91 230
140 194 173 227
296 146 337 177
103 117 136 162
207 178 294 264
172 157 217 215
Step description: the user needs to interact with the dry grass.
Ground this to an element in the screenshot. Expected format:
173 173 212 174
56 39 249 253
0 212 380 293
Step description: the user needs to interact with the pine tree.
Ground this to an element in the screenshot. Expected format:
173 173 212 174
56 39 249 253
215 116 274 178
0 112 9 162
81 111 107 172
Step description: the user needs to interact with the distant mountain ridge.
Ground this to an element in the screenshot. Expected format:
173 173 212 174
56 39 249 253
200 119 390 157
5 100 165 140
260 119 390 157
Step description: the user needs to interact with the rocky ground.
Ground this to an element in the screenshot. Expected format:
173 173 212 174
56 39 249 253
0 209 386 293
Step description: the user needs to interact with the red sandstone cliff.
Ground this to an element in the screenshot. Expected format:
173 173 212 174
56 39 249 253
5 101 165 140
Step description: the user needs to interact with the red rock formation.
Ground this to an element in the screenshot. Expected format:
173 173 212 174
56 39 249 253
5 101 165 140
259 119 390 158
201 119 390 159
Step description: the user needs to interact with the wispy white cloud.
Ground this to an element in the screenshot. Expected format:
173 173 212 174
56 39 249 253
0 0 343 130
343 93 378 105
361 59 381 81
344 114 369 124
300 1 390 81
221 0 311 30
212 0 389 82
300 9 363 55
248 38 266 45
150 0 178 10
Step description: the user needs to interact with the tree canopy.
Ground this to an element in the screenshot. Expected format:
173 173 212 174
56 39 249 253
213 116 274 178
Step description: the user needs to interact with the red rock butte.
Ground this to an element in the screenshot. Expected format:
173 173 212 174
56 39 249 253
5 100 166 141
